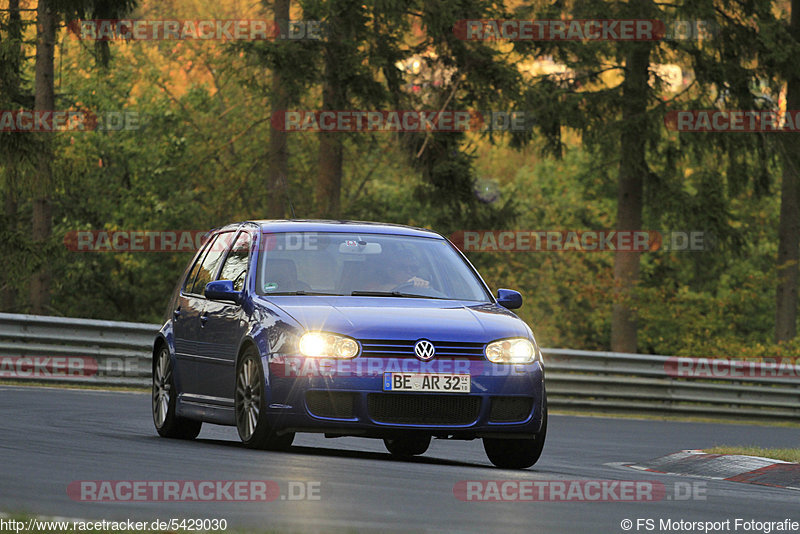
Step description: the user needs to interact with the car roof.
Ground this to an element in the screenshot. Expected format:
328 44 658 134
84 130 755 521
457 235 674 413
216 219 444 239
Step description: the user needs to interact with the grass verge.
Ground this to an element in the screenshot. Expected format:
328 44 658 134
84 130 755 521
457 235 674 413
0 380 147 393
703 446 800 463
550 409 800 428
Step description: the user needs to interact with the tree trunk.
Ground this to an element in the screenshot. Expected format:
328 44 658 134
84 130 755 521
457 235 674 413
775 0 800 342
2 168 18 312
30 0 57 314
610 40 651 353
1 0 22 311
6 0 22 94
315 12 345 219
267 0 290 219
315 88 343 217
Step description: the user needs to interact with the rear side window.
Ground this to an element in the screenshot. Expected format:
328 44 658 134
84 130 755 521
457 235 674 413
182 238 214 293
188 232 234 296
218 231 252 291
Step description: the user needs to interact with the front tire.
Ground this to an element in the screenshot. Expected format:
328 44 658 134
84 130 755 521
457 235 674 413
384 435 431 457
483 403 547 469
235 346 294 450
152 346 202 439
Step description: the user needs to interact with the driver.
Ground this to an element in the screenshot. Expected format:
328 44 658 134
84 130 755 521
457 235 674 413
364 257 430 291
387 259 430 288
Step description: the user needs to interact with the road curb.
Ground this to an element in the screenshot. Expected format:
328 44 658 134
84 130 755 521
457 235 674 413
625 450 800 491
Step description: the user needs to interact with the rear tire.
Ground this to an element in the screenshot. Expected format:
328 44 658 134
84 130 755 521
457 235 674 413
484 402 547 469
384 435 431 457
152 346 202 440
235 346 294 450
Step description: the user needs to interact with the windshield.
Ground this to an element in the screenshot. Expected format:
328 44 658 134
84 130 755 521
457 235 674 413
256 232 492 302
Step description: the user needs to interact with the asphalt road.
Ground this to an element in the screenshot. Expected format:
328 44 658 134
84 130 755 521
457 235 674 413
1 386 798 533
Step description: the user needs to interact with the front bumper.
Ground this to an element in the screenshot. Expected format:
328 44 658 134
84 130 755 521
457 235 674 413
264 356 545 438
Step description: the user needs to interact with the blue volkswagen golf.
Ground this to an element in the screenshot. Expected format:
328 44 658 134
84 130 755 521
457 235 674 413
152 220 546 468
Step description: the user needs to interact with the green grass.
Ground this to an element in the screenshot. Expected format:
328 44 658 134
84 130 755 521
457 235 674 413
704 446 800 463
0 380 148 393
550 409 800 428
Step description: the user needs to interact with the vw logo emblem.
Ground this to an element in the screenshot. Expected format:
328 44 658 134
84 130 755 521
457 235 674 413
414 339 435 361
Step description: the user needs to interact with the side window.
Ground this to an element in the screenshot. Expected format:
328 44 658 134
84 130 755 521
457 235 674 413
218 231 252 291
182 236 216 293
191 232 234 296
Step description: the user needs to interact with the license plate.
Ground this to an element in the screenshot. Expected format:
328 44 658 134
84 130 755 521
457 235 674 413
383 373 470 393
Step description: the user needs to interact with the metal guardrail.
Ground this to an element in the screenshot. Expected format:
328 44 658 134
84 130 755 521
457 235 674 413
544 348 800 421
0 312 157 388
1 313 798 421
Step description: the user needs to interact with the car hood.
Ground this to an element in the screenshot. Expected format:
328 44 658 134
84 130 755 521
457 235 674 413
257 296 531 342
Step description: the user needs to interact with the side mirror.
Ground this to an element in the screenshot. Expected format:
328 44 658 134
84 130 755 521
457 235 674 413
205 280 242 304
496 288 522 310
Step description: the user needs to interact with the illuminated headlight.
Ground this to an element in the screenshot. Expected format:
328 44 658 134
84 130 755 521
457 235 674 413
485 338 538 364
298 332 360 359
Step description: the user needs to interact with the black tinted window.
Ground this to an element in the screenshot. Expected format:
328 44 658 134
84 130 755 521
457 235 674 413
218 231 252 291
182 237 215 293
191 232 234 296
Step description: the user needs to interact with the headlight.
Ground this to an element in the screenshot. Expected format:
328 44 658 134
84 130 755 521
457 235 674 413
485 338 538 364
298 332 360 359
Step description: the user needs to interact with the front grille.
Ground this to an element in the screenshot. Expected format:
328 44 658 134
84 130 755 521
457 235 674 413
489 396 534 423
359 339 485 359
305 391 357 419
367 393 481 425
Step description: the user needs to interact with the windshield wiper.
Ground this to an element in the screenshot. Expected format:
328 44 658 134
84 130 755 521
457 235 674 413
267 291 342 296
351 290 448 299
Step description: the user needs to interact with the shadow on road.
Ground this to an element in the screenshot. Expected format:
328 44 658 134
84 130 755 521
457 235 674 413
188 436 487 468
